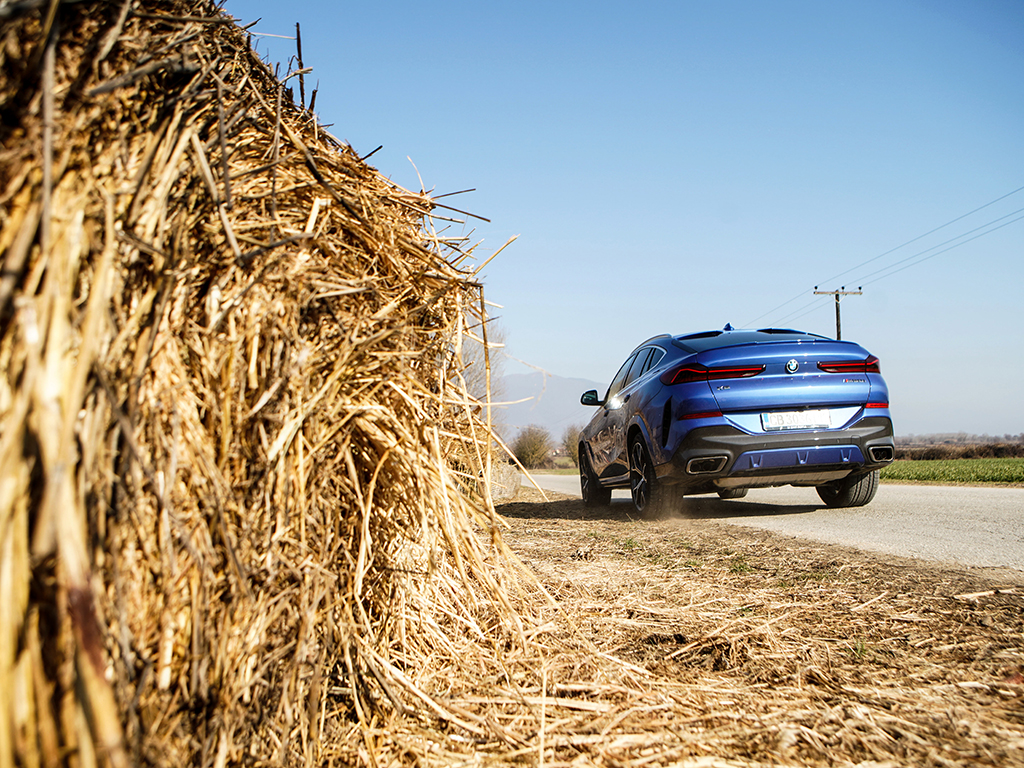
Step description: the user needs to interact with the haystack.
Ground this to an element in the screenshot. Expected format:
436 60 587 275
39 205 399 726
0 2 527 765
6 6 1023 766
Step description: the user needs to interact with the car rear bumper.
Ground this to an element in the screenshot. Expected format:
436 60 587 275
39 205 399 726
659 416 895 493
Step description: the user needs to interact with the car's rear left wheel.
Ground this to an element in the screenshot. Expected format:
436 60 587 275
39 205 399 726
629 437 671 517
816 469 879 508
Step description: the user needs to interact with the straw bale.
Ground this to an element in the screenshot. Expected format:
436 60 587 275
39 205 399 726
1 2 529 765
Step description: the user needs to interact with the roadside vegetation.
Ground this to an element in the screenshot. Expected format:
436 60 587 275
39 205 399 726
524 433 1024 483
901 436 1024 454
561 422 583 467
511 424 553 468
887 436 1024 485
895 438 1024 460
882 457 1024 485
535 459 1024 484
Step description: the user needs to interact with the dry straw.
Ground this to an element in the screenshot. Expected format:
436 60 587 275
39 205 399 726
0 1 539 765
6 3 1021 768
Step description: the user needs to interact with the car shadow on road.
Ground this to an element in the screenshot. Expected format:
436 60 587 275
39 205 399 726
675 495 821 519
496 495 822 522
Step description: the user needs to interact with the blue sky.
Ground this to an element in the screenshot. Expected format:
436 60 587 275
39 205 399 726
225 1 1024 437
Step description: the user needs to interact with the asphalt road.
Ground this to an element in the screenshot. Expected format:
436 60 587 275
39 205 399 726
521 473 1024 574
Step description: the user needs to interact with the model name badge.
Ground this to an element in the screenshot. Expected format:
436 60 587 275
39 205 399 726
843 378 865 383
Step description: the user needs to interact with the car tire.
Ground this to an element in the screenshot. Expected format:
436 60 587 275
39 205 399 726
717 488 748 500
629 437 670 517
815 469 880 508
580 450 611 507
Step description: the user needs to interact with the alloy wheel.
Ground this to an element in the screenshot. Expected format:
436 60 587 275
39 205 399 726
629 440 651 512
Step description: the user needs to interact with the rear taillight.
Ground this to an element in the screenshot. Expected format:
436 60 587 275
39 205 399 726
660 365 707 385
660 363 765 386
817 355 881 374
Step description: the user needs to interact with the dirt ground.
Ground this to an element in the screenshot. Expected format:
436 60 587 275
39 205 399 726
492 487 1024 767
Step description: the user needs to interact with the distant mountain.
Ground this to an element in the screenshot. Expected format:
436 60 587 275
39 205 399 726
494 372 604 440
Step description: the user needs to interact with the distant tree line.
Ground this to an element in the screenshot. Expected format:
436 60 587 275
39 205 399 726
895 442 1024 460
893 433 1024 460
512 428 1024 465
895 433 1024 446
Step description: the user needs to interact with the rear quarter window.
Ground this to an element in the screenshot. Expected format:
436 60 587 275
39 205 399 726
643 348 666 374
622 349 653 388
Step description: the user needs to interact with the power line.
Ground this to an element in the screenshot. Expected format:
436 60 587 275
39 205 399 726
744 292 810 328
815 183 1024 287
860 211 1024 287
771 210 1024 329
852 205 1024 285
744 183 1024 328
777 299 832 327
771 295 829 326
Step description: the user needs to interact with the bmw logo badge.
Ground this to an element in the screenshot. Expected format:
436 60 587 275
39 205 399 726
786 359 799 373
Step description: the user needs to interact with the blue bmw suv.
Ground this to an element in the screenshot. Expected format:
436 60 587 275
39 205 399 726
578 327 894 514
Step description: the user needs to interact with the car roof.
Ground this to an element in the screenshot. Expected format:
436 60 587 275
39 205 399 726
671 328 829 353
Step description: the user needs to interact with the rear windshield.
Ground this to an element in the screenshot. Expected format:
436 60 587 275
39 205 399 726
672 328 825 353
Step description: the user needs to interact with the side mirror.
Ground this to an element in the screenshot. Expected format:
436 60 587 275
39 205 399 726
580 389 602 406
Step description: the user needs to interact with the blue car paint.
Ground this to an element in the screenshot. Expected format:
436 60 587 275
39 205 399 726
579 328 895 506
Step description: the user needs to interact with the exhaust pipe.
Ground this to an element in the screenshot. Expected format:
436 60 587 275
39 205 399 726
686 455 728 474
869 446 894 462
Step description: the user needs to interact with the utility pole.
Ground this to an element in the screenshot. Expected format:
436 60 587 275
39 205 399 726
813 286 862 340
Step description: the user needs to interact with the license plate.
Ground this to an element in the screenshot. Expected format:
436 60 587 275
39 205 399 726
762 409 831 431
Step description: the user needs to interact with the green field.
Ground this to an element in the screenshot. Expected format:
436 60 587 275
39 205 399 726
534 459 1024 485
881 457 1024 485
